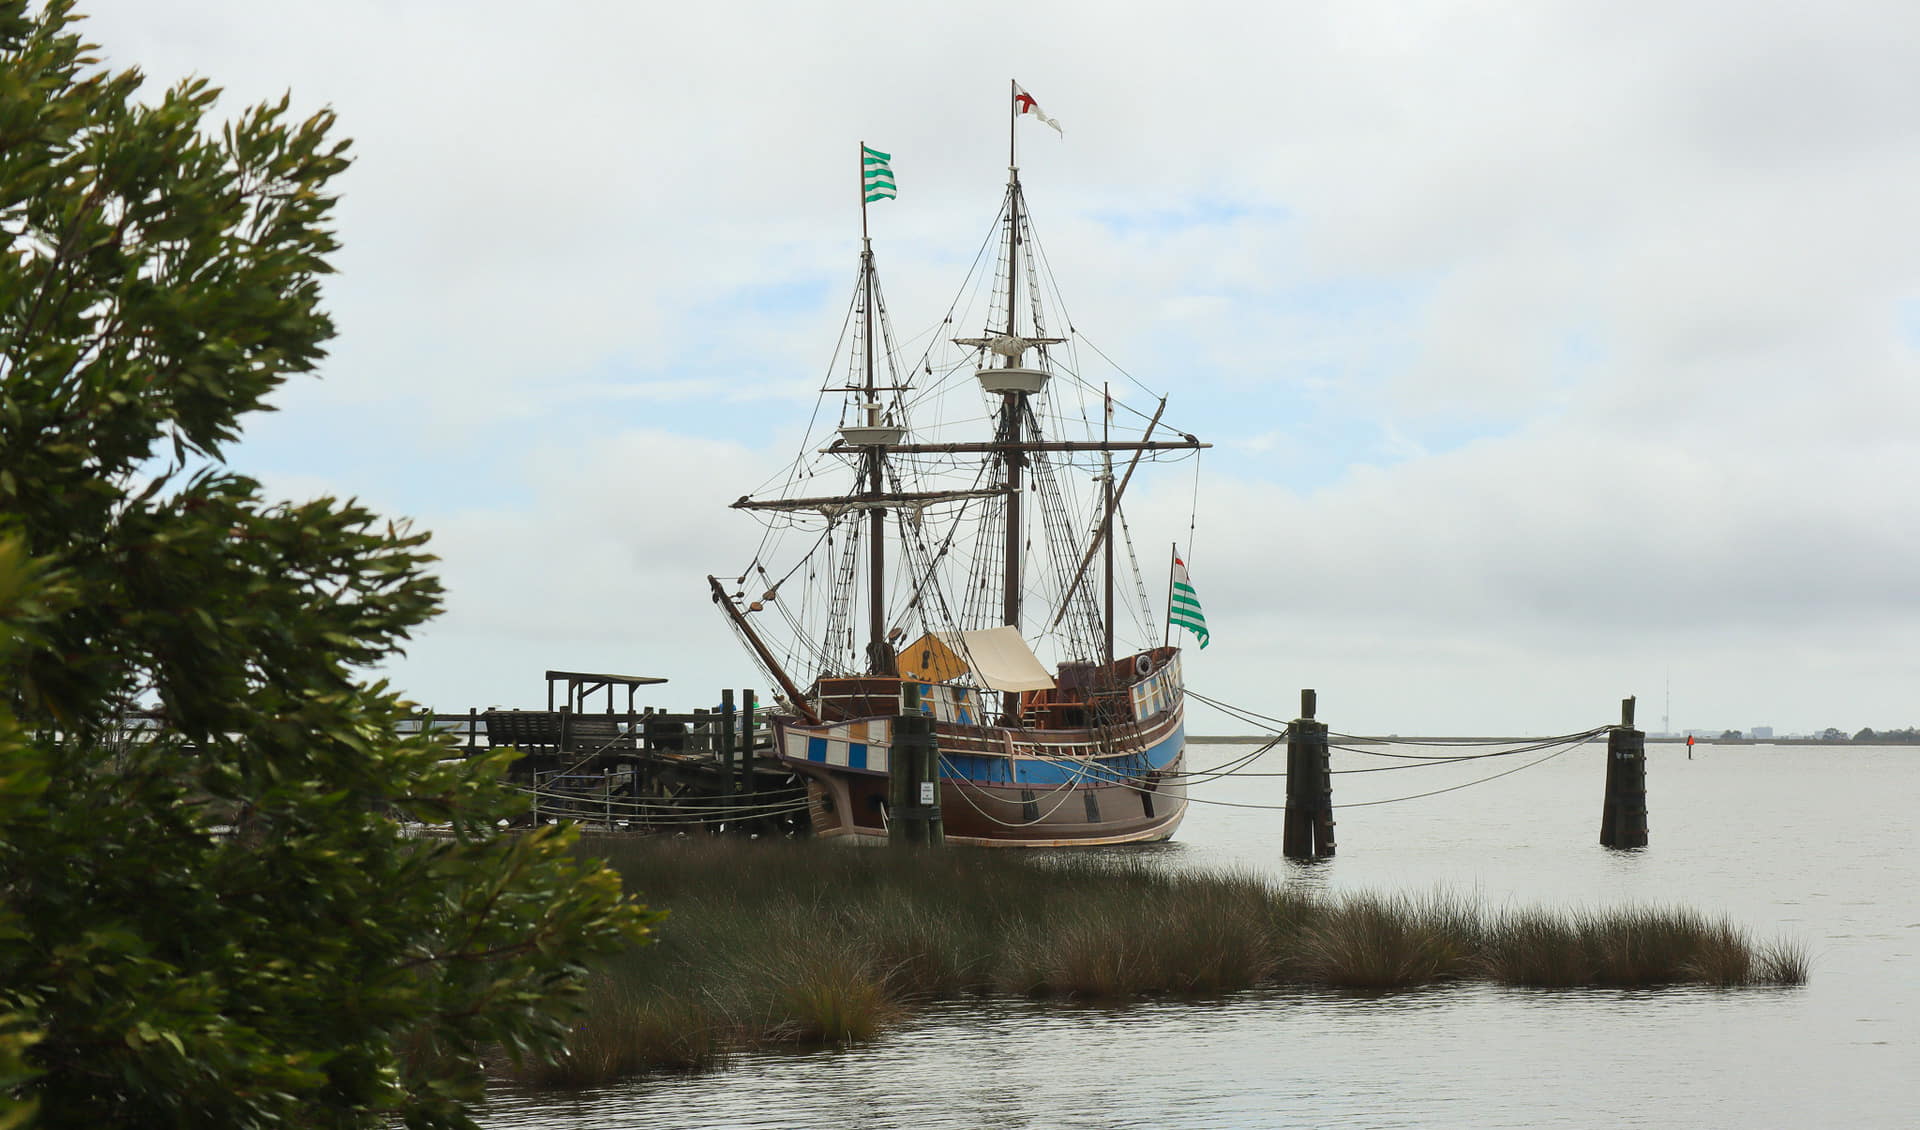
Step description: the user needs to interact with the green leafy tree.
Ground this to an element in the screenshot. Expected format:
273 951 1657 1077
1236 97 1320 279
0 542 55 1130
0 4 653 1126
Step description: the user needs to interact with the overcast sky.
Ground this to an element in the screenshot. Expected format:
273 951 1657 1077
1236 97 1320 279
77 0 1920 735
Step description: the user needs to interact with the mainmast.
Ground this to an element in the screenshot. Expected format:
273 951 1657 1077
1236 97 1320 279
997 162 1025 637
989 79 1048 644
992 83 1034 721
935 87 1213 694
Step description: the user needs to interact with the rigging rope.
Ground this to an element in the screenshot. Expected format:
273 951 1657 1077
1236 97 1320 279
1185 689 1292 735
510 781 812 824
936 752 1096 828
1084 727 1604 811
1326 731 1603 808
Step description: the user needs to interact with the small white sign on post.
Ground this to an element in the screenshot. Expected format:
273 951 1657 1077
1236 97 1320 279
919 781 936 806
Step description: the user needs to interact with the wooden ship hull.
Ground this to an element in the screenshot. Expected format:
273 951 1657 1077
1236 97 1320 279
774 648 1188 846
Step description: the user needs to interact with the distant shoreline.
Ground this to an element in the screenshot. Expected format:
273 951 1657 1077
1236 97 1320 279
1188 734 1920 746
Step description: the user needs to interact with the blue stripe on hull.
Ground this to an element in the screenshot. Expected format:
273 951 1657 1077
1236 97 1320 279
774 697 1186 793
940 723 1185 786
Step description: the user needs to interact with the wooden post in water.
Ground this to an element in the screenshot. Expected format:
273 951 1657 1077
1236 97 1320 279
718 689 737 823
889 711 944 846
1601 695 1648 848
741 688 757 809
1283 688 1336 859
920 714 944 847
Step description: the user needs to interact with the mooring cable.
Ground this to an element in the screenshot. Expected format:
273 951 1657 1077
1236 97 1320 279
513 797 812 823
510 783 812 820
936 752 1093 828
1185 689 1292 735
1186 689 1608 758
1326 731 1603 808
1077 727 1604 811
1327 744 1529 762
1329 727 1611 763
1327 730 1597 749
1160 737 1281 784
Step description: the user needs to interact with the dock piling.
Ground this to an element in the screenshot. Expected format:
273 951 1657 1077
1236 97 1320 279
889 711 945 846
1600 695 1648 849
741 689 757 804
1283 688 1335 859
719 690 736 808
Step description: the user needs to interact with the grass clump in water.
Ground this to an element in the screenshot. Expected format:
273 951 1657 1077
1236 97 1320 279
1478 906 1807 989
1294 893 1479 989
996 860 1286 999
502 836 1806 1087
505 979 729 1088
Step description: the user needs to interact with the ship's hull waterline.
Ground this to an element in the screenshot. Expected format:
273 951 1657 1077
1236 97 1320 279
773 702 1188 847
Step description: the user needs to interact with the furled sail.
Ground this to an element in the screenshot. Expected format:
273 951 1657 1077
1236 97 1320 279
896 627 1056 692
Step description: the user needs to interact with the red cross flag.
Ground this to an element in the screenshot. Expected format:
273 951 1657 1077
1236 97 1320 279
1013 82 1063 136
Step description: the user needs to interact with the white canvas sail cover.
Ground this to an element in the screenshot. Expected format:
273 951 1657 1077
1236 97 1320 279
939 626 1056 692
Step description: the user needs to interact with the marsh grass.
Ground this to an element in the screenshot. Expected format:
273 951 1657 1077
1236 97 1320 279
1296 893 1481 989
1755 937 1811 984
506 836 1806 1087
505 978 730 1087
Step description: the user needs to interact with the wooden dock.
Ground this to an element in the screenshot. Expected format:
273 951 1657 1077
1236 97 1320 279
416 671 808 836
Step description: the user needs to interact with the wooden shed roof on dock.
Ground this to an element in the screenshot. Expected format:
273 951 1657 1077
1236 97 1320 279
546 670 669 712
544 670 668 687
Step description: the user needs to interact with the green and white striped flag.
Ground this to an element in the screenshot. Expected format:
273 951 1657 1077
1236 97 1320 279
862 145 897 203
1169 553 1209 650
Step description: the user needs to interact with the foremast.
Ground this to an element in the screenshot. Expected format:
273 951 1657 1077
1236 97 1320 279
859 164 888 676
727 143 1002 700
718 142 910 706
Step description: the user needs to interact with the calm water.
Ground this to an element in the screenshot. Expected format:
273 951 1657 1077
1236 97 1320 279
483 741 1919 1128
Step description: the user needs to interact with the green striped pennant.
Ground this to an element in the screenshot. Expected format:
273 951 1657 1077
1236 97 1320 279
1170 554 1209 649
862 145 897 204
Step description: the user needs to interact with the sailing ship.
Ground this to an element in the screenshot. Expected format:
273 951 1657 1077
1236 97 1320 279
710 87 1208 845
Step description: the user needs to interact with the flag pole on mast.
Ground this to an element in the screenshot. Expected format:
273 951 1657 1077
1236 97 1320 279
1164 543 1176 648
1008 78 1016 169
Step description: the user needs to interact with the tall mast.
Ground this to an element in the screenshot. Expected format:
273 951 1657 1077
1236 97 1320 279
999 84 1025 636
860 141 887 674
1103 384 1115 669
